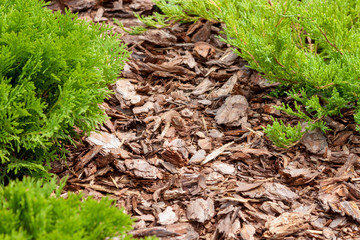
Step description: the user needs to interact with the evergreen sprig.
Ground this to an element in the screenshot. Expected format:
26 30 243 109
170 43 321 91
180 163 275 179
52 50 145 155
133 12 171 28
113 18 148 35
263 117 304 149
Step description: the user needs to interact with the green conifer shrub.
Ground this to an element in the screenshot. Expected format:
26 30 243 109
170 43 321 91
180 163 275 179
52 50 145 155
152 0 360 147
0 0 130 181
0 177 157 239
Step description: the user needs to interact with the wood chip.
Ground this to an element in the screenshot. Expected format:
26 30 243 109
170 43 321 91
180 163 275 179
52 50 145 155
201 141 234 165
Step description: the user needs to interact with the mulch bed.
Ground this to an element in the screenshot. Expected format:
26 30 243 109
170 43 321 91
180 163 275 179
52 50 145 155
48 0 360 239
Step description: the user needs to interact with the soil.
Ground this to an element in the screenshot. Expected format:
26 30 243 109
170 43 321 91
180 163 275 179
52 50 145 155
48 0 360 239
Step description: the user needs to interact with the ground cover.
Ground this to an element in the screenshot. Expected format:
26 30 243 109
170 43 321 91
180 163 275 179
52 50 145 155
153 0 360 148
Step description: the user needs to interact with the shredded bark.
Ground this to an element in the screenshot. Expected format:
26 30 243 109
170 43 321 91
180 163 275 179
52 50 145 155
47 1 360 239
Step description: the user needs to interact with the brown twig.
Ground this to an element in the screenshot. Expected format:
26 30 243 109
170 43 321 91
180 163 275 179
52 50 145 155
317 27 343 55
298 26 305 49
245 50 261 68
315 82 334 89
276 17 285 28
234 27 261 69
274 57 286 68
306 36 313 52
275 0 289 27
274 57 297 75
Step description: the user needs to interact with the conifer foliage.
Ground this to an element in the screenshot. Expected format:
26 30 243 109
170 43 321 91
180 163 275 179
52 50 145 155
0 177 160 239
152 0 360 148
0 0 130 181
0 177 137 239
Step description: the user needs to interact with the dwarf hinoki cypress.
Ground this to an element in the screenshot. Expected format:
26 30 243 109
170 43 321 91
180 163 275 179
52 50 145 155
0 0 130 181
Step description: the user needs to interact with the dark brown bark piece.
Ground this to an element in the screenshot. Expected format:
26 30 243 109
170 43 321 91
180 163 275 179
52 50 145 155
74 145 102 171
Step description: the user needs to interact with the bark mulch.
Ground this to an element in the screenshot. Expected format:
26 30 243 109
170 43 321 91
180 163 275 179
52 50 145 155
48 0 360 239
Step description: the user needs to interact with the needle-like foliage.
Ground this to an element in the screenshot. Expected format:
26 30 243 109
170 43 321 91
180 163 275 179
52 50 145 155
153 0 360 147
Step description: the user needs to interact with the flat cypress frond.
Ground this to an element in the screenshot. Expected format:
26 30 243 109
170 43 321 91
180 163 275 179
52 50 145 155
0 177 145 239
0 0 130 180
